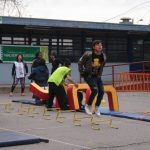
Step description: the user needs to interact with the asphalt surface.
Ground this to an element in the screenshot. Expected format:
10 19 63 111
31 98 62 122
0 91 150 150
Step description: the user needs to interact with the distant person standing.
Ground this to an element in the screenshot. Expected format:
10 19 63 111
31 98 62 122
10 54 28 96
32 51 43 69
28 59 49 104
78 40 106 116
50 51 62 74
29 59 49 87
30 51 48 102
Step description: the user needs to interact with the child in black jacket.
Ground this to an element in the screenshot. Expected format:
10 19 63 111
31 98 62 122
28 59 49 104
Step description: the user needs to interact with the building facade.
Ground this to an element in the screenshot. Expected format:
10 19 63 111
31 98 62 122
0 16 150 63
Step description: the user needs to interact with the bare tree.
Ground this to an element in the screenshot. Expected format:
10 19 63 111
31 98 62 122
0 0 23 17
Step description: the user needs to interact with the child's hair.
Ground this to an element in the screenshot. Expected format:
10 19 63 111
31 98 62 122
92 40 102 50
39 58 46 66
16 54 23 62
63 58 71 67
51 51 57 58
34 51 42 59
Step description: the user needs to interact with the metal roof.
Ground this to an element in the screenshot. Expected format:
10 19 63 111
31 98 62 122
0 16 150 32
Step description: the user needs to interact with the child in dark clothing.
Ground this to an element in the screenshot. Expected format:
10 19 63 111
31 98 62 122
50 51 63 74
32 51 43 69
28 59 49 104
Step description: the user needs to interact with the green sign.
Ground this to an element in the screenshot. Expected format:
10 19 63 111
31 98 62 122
1 45 48 62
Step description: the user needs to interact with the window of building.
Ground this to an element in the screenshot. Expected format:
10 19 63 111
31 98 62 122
85 37 93 51
59 38 73 56
63 39 73 45
2 37 12 44
132 39 143 61
52 39 57 45
51 38 81 62
13 37 25 45
40 38 49 45
143 40 150 61
31 38 37 45
25 37 29 45
107 38 128 62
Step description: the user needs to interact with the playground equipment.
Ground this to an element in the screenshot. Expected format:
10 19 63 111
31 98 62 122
67 83 119 111
29 82 119 112
29 82 49 100
85 85 119 112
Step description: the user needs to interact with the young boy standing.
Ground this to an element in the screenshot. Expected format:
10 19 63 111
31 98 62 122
78 40 106 116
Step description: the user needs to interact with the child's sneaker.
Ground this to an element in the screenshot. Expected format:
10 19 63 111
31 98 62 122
21 93 25 96
9 92 13 97
84 104 92 115
95 106 101 116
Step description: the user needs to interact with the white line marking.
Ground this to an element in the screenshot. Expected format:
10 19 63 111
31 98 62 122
48 138 92 150
0 127 92 149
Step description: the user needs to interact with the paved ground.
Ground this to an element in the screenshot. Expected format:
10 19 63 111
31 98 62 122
0 91 150 150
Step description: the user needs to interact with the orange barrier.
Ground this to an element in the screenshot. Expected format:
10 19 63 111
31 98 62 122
85 85 119 112
29 82 60 107
67 84 89 110
30 83 119 111
114 73 150 92
67 84 119 111
29 82 49 100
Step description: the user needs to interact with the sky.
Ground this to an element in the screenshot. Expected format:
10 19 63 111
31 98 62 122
6 0 150 25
